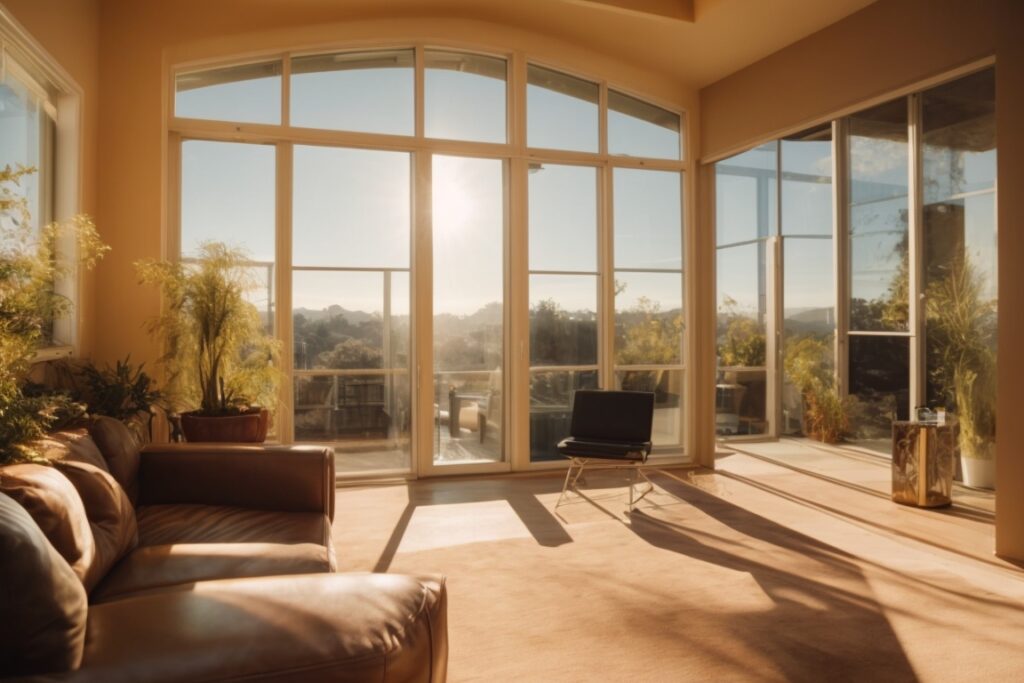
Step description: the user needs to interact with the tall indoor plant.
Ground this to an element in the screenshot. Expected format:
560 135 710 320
0 164 108 463
137 241 281 442
926 254 997 488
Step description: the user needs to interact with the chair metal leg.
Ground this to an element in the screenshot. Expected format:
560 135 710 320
557 457 589 508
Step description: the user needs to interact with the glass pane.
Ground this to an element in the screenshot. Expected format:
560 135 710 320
615 272 682 365
614 369 683 446
613 168 682 270
715 142 777 246
526 65 598 153
175 62 281 124
291 50 413 135
181 141 276 262
847 99 909 332
292 269 410 473
433 155 505 464
425 51 506 143
715 369 768 437
0 71 44 230
530 275 598 366
608 90 681 160
781 125 832 236
848 335 910 453
528 164 597 272
782 238 836 436
922 69 997 460
293 146 410 268
716 242 767 368
529 370 599 462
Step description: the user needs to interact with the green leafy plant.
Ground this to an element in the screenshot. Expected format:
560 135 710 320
717 296 766 367
926 255 996 459
79 356 164 422
136 241 281 416
0 164 108 464
784 336 851 443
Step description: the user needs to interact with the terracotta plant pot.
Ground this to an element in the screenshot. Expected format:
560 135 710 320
180 407 269 443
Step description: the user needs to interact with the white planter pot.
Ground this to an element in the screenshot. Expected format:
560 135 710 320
961 456 996 490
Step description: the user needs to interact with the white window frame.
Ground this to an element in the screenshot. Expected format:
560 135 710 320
167 43 691 480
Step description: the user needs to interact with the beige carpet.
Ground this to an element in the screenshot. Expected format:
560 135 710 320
332 459 1024 682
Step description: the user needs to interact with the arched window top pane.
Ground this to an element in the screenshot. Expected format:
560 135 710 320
425 50 507 144
175 61 281 125
527 64 598 153
291 49 414 136
608 90 681 160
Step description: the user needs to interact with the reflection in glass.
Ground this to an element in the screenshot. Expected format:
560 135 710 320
425 51 506 143
615 369 683 445
848 335 910 452
433 155 505 464
847 98 909 332
175 62 281 124
527 65 598 153
615 272 682 365
529 370 599 461
613 168 682 270
715 142 777 246
529 164 597 272
608 90 681 160
922 68 997 463
781 125 832 236
292 146 410 268
291 50 413 135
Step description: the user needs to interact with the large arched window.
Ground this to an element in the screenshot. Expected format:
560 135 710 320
170 45 687 478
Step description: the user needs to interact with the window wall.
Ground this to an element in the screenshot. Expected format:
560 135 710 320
171 46 687 477
713 66 997 468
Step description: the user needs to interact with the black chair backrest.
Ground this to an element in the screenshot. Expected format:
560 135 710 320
569 390 655 443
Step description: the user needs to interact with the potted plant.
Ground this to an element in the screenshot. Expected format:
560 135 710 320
926 255 997 488
0 164 108 463
783 336 851 444
136 241 281 442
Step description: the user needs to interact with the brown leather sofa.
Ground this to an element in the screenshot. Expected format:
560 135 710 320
0 418 448 682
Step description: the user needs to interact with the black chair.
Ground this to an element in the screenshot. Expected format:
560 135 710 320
555 390 655 510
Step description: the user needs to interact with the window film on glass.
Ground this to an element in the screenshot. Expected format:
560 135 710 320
608 90 681 160
175 61 282 125
847 98 909 333
526 65 598 153
613 168 684 447
425 51 507 144
780 125 836 437
528 164 598 461
291 50 414 135
433 155 505 465
291 146 412 473
180 140 276 330
921 68 996 461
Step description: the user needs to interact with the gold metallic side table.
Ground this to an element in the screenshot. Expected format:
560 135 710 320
891 420 956 507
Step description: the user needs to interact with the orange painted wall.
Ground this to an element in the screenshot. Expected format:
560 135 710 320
4 0 101 357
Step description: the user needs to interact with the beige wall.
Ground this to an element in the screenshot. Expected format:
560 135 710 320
3 0 101 357
994 0 1024 563
700 0 1024 562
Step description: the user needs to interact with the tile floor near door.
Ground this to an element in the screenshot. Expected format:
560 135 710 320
332 441 1021 682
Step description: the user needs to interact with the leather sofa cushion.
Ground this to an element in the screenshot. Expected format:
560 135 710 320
0 463 95 583
56 460 139 591
0 492 88 675
37 429 111 472
137 504 332 547
86 416 143 503
91 542 335 603
77 573 447 683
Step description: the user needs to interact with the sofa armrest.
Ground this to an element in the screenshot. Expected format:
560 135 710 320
137 445 335 520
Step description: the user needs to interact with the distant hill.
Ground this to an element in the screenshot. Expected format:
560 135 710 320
784 306 836 335
293 305 384 326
